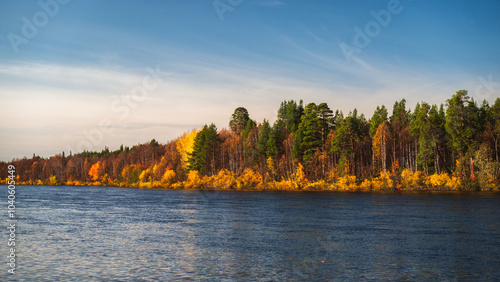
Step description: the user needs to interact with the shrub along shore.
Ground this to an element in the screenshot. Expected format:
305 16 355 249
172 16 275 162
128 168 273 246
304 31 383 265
3 167 497 192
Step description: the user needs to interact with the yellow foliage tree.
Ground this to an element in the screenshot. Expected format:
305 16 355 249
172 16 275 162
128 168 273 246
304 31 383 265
359 179 372 190
139 168 152 183
267 157 277 182
423 173 460 190
371 171 393 190
185 170 201 188
49 175 59 185
161 168 176 186
294 163 307 189
446 176 461 190
176 129 198 169
237 168 263 189
425 172 450 187
213 169 236 189
151 164 161 181
326 170 336 182
336 175 357 191
101 173 111 186
121 164 142 185
400 169 423 188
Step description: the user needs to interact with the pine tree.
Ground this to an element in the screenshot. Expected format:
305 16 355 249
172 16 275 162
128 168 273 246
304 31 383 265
267 119 285 158
413 102 433 175
429 104 449 174
188 124 219 175
293 103 333 162
370 105 388 138
277 100 304 133
257 119 271 158
229 107 250 135
487 98 500 161
446 90 479 156
331 109 366 176
390 99 410 170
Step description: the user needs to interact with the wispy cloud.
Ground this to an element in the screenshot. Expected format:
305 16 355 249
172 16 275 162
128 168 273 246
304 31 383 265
258 1 285 7
298 25 325 44
0 63 142 92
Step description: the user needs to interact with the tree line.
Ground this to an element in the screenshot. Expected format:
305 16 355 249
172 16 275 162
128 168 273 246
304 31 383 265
1 90 499 191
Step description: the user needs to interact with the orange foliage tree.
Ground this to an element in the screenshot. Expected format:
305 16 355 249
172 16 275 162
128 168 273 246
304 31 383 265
373 121 391 173
88 161 104 181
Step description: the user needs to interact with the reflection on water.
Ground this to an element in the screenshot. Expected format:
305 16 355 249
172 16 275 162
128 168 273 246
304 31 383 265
1 186 499 281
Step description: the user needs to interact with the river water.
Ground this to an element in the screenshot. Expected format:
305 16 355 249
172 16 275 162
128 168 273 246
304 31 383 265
1 185 499 281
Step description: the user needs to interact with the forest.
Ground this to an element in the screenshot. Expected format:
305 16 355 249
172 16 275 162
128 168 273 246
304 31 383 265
1 90 499 191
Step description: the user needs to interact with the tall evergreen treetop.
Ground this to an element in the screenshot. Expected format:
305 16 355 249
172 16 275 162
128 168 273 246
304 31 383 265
229 107 250 135
293 102 334 161
277 100 304 133
257 119 271 158
445 90 480 156
187 123 219 175
370 105 388 138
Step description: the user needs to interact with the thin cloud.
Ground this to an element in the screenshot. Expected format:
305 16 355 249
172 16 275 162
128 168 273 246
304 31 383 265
258 1 285 7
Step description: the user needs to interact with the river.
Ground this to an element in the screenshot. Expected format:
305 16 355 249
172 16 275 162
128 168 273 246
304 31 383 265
1 185 499 281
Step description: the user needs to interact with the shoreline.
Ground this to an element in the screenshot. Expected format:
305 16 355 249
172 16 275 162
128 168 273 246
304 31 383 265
5 183 498 193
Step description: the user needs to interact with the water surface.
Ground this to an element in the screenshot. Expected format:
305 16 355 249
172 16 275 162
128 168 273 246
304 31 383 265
1 185 499 281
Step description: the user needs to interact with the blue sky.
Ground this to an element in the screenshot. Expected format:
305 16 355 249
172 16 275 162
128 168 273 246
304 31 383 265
1 0 499 161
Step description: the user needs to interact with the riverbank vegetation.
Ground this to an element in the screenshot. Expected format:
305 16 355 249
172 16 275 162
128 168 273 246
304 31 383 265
2 90 499 191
